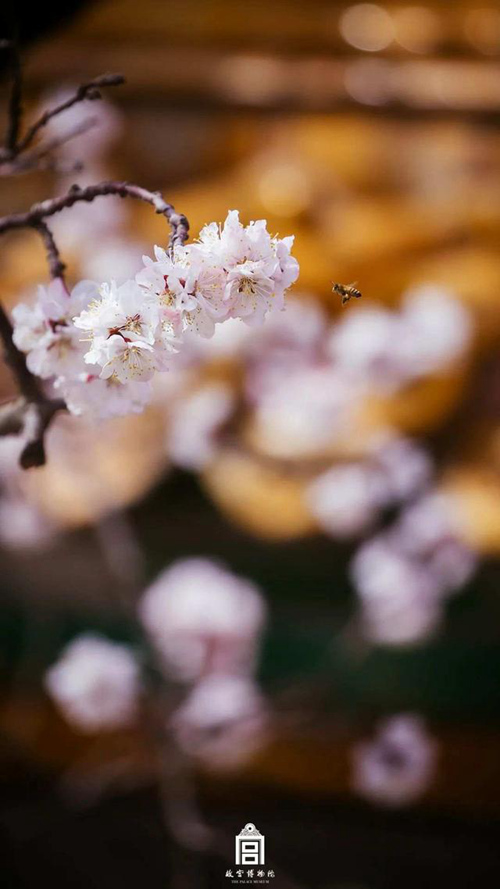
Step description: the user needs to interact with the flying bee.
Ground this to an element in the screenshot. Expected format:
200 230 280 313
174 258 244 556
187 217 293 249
332 282 362 306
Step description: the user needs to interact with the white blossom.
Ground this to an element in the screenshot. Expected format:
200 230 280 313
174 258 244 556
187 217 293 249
401 285 472 376
252 365 355 459
350 488 477 646
392 492 477 592
197 210 299 325
0 496 58 550
13 278 98 380
172 674 267 768
44 634 140 733
168 383 235 470
326 306 409 392
306 464 386 539
139 558 266 682
57 373 153 419
368 433 433 503
12 213 299 421
351 534 443 645
352 714 437 807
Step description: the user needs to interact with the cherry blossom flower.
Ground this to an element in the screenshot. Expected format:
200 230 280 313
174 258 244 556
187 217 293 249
367 433 432 503
401 285 472 376
251 364 355 459
44 634 140 733
74 279 161 349
306 434 432 541
352 714 438 807
350 489 477 645
139 558 266 682
0 495 58 550
307 464 387 539
196 210 299 325
171 674 268 768
168 382 235 470
327 288 472 393
392 492 477 592
136 245 226 338
351 533 443 645
12 212 299 421
13 278 98 380
326 306 409 392
57 373 153 419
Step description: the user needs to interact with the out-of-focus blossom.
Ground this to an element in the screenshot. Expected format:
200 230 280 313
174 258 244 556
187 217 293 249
244 296 327 402
307 463 385 538
367 433 433 503
168 383 235 470
37 87 122 164
401 285 472 376
326 306 409 392
172 674 268 769
139 558 266 682
45 634 140 733
351 534 443 645
352 714 438 807
0 496 57 550
327 287 472 393
306 434 432 540
392 491 477 592
57 374 153 420
350 487 477 645
251 365 354 459
80 237 147 286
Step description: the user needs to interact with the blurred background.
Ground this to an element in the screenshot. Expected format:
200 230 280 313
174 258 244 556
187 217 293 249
1 1 500 886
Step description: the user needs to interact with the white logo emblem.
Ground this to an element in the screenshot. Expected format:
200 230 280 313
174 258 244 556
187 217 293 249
235 822 265 866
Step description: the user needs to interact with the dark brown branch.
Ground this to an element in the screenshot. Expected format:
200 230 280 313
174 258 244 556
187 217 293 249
1 117 97 176
0 180 190 249
13 74 125 157
19 397 66 469
0 302 66 467
3 40 23 154
0 302 42 403
33 220 66 280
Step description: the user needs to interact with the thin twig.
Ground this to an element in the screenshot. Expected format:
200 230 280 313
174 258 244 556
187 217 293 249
12 74 125 157
0 180 190 249
1 117 97 176
32 220 66 281
0 302 66 467
3 40 23 154
0 302 42 403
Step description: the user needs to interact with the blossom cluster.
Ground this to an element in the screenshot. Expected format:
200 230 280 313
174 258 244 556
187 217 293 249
44 558 268 768
44 634 140 732
12 211 298 420
351 492 477 646
352 714 437 807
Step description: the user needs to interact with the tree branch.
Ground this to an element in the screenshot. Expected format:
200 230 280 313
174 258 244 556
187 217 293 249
0 72 125 167
0 180 190 249
0 302 66 467
32 220 66 280
0 117 97 176
3 40 23 155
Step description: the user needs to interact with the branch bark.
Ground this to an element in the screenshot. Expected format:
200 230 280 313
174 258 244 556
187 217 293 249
0 180 190 249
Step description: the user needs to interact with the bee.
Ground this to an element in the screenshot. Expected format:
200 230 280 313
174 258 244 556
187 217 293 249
332 282 362 306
